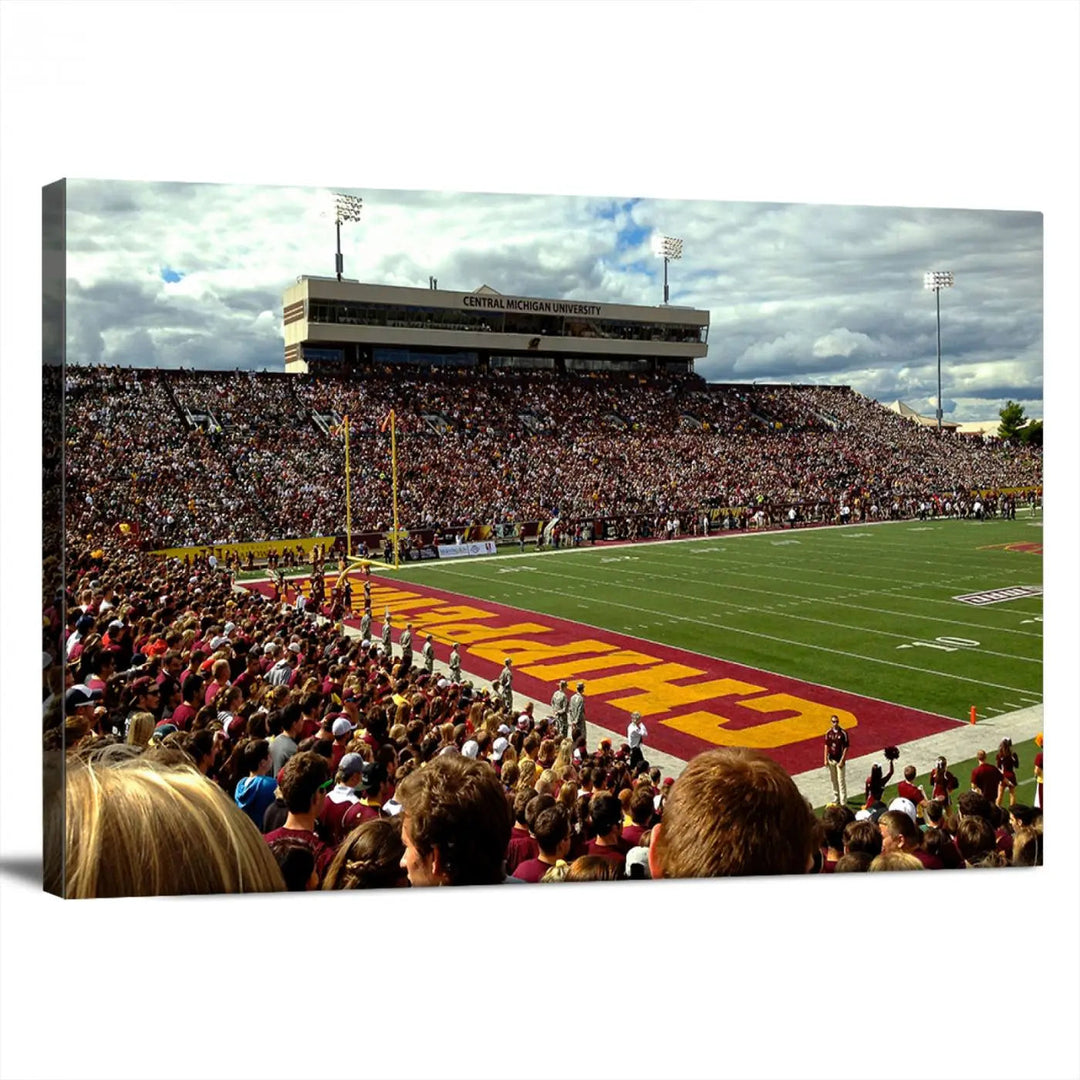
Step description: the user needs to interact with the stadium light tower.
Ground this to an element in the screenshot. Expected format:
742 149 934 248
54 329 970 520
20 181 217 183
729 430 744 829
923 270 954 432
334 193 363 282
652 234 683 305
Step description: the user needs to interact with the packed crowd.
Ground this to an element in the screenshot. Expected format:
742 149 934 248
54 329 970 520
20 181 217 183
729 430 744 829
46 535 1043 897
63 365 1043 547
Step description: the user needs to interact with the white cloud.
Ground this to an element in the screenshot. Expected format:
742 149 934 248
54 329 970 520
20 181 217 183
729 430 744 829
811 328 877 358
61 182 1044 422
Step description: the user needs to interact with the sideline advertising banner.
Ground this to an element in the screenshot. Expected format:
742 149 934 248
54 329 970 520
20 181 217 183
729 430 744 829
437 541 497 559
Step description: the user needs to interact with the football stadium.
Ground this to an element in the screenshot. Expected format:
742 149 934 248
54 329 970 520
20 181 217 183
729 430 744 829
47 212 1044 896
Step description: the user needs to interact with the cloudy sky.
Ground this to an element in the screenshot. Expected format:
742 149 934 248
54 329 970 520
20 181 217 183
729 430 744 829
64 181 1043 424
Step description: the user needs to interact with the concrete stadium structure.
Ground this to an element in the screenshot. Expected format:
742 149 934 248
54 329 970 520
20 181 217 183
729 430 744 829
282 278 709 376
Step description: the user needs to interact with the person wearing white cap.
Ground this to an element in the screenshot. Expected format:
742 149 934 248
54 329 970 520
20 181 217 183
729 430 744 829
490 737 510 771
448 642 462 683
462 740 480 759
330 715 357 768
317 752 366 847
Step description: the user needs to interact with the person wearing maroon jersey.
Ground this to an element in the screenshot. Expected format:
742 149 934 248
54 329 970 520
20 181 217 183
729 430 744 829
327 715 357 773
513 806 571 882
506 788 540 873
823 715 849 806
995 738 1020 807
341 762 392 834
263 751 335 883
232 652 263 699
317 753 365 847
820 804 854 873
879 807 943 869
896 765 928 816
585 794 628 876
970 750 1004 804
621 786 655 849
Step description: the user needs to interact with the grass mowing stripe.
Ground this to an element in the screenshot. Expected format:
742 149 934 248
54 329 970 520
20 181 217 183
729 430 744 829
428 561 1039 697
538 558 1042 666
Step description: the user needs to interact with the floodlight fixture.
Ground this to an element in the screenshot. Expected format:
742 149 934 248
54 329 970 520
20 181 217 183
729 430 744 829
652 234 684 304
333 192 364 282
923 270 954 431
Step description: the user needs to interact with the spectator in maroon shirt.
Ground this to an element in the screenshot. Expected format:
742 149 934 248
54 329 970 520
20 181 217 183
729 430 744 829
921 800 964 869
896 765 927 815
328 715 357 772
203 658 232 707
341 761 391 834
263 751 335 883
585 794 628 875
506 788 540 873
168 674 201 732
621 786 656 849
820 804 855 872
955 816 1003 867
317 752 366 847
970 750 1004 804
513 806 571 882
879 809 942 869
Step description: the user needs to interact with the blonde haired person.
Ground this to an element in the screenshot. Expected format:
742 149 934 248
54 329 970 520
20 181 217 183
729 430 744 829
125 710 156 749
535 768 558 797
516 758 537 792
63 758 285 897
867 851 925 871
552 739 575 776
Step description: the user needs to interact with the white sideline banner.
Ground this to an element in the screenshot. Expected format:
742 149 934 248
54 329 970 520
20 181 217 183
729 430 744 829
438 541 497 559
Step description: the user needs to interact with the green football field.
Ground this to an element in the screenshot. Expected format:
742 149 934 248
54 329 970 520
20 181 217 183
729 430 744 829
388 516 1044 726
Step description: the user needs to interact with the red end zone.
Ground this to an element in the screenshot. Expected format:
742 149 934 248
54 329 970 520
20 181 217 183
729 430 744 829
246 574 960 775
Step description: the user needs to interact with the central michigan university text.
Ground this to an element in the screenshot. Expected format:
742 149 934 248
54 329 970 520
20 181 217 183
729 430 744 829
462 295 603 317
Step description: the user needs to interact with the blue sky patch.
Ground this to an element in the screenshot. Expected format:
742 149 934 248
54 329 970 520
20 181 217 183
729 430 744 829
160 266 185 283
